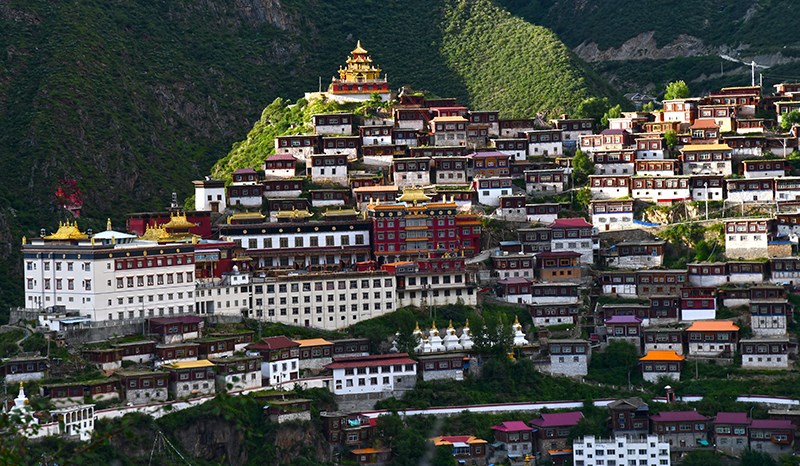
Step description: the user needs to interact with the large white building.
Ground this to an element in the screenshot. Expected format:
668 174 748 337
573 435 671 466
326 353 417 396
23 221 195 322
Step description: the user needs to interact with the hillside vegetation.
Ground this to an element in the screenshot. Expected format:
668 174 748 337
0 0 621 315
501 0 800 94
211 0 621 180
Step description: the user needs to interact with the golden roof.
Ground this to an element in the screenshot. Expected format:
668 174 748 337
351 40 368 55
43 221 88 241
322 208 358 217
397 187 431 203
163 360 216 370
162 213 198 230
228 212 266 223
275 208 312 219
139 224 169 242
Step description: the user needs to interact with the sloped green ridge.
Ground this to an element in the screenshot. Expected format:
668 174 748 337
211 0 621 179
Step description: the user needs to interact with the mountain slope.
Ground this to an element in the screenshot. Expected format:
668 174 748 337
212 0 621 179
0 0 619 314
500 0 800 93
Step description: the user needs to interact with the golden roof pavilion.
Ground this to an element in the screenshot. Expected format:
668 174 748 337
43 221 88 241
337 40 383 83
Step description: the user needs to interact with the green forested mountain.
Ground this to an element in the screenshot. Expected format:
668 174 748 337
0 0 619 312
500 0 800 94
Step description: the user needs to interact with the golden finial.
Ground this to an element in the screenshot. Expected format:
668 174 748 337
414 321 420 332
21 236 26 245
106 218 112 231
465 318 470 327
448 319 454 330
514 315 520 325
431 320 437 330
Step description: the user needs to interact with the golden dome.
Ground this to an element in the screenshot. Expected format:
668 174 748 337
397 187 431 204
43 221 88 241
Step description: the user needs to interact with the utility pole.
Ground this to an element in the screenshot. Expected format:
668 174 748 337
704 181 709 221
751 61 756 87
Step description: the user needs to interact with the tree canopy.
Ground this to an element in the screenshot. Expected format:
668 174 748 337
664 80 690 100
780 109 800 130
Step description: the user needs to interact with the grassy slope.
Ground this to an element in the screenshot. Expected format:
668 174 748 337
211 0 622 180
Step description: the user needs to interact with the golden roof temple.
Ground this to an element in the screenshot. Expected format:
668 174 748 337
329 41 390 99
43 221 88 241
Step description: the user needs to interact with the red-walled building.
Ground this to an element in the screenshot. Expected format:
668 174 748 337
366 188 481 261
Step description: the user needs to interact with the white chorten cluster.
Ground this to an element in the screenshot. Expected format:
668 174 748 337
413 320 473 353
512 315 529 347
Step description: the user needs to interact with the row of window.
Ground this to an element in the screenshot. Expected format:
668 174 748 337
240 234 366 249
116 272 193 289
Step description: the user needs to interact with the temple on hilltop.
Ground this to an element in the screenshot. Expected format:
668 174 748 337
326 41 391 103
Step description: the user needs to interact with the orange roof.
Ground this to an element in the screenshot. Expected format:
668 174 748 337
640 350 685 362
293 338 333 348
686 321 739 332
432 435 488 446
351 447 391 454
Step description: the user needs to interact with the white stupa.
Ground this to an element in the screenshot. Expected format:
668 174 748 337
413 322 424 352
443 320 463 351
429 321 446 352
10 383 37 426
459 319 474 350
512 315 529 347
390 332 400 353
421 337 432 353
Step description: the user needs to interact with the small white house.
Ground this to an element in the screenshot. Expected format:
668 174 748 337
472 176 513 207
193 179 227 213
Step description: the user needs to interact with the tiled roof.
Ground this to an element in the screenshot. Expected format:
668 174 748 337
326 353 415 370
650 410 709 422
686 321 739 332
750 419 794 430
714 412 750 425
149 315 203 325
680 143 731 151
549 218 593 229
249 336 300 350
639 350 684 362
605 315 642 324
432 435 488 446
491 421 533 432
530 412 583 428
266 153 297 161
294 338 333 348
162 360 215 370
497 277 532 286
